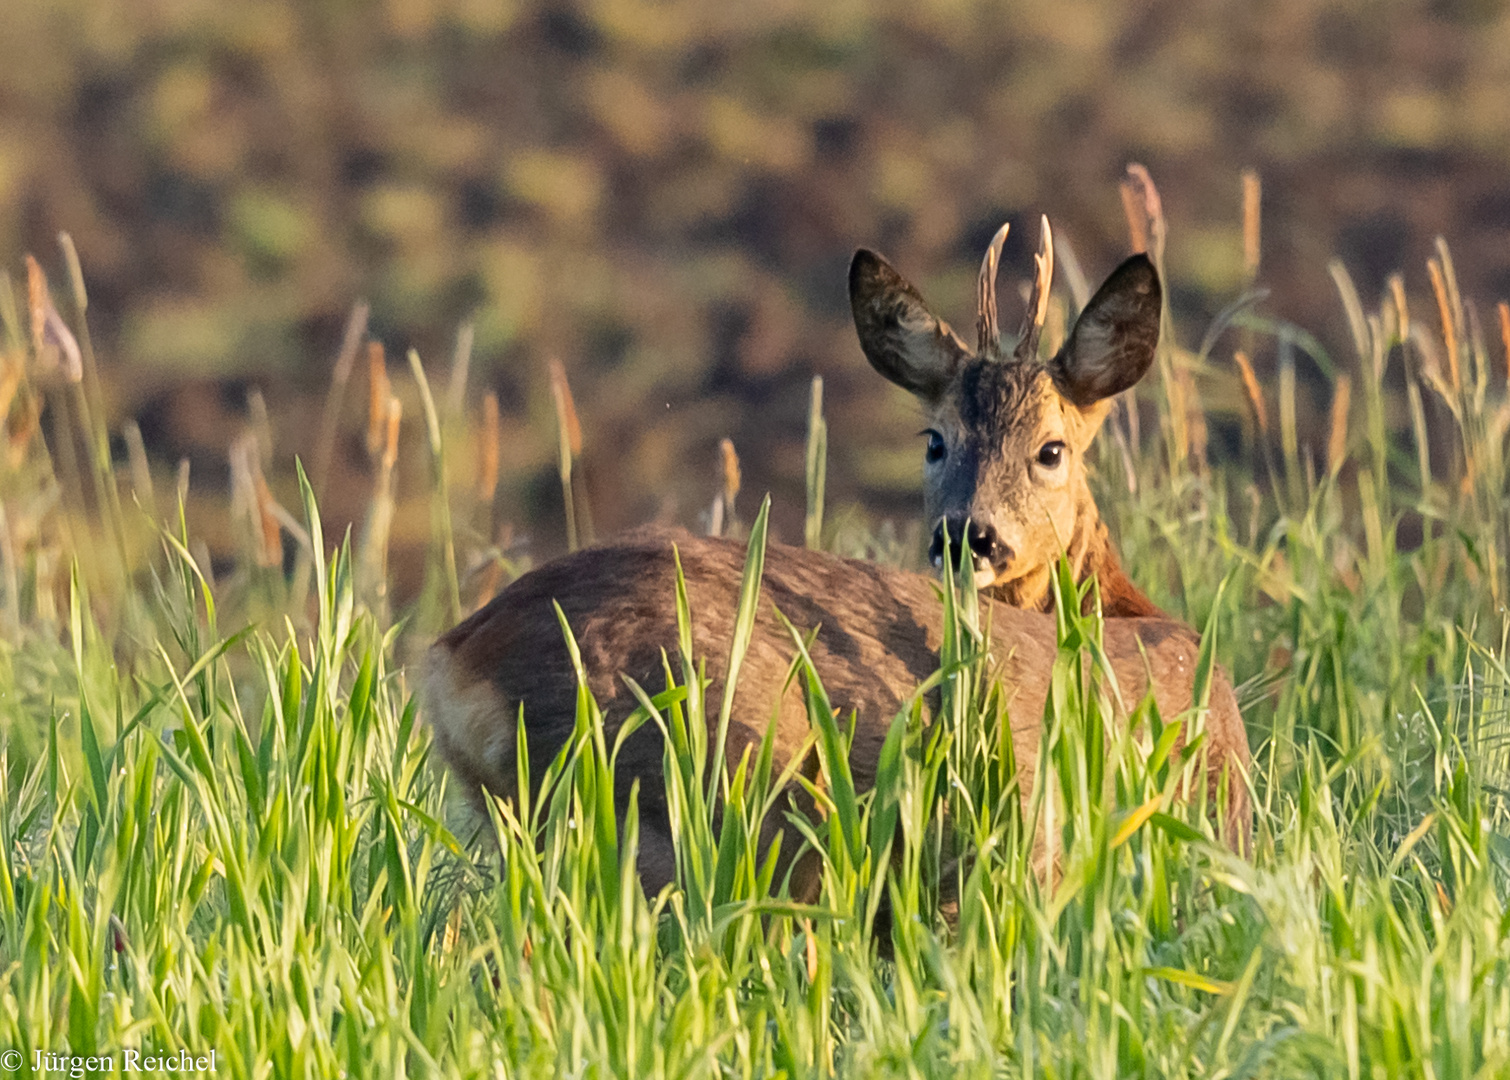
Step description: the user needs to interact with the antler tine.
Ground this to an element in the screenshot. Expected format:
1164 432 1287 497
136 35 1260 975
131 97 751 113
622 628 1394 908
975 222 1010 356
1013 215 1055 363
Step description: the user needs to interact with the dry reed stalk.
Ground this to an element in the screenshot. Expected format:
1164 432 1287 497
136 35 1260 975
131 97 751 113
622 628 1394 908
1278 339 1301 505
477 391 500 504
1390 276 1410 345
1242 170 1261 280
247 388 273 467
548 357 583 552
408 348 462 621
1053 232 1091 310
1327 375 1352 475
720 437 741 518
1498 302 1510 385
1177 364 1208 475
251 456 282 569
1435 237 1467 351
0 500 17 629
1407 375 1431 491
313 301 370 498
1119 182 1149 255
1427 258 1461 395
359 395 402 610
5 391 38 469
383 396 401 474
805 374 826 549
366 342 390 459
57 234 99 385
1328 260 1370 364
0 352 22 430
1356 468 1386 579
1121 164 1166 268
25 261 80 384
1233 351 1268 435
446 322 475 419
1044 294 1067 360
191 538 216 592
122 419 154 513
1108 412 1138 495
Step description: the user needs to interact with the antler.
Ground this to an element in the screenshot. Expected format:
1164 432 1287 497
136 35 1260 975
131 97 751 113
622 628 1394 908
975 222 1010 356
1013 215 1054 363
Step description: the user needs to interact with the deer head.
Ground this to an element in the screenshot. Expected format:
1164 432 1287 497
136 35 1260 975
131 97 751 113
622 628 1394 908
848 221 1162 611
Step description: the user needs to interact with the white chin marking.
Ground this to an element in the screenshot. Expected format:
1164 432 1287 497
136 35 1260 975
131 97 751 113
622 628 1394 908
931 555 944 569
973 566 998 589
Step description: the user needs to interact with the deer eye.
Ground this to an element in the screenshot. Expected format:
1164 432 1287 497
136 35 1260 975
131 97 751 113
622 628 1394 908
924 430 946 464
1036 440 1066 468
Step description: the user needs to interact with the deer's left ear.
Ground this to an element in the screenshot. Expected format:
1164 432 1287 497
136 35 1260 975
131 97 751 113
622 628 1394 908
1048 254 1161 411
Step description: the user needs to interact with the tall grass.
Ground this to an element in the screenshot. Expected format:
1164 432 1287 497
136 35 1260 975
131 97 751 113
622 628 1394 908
0 194 1507 1077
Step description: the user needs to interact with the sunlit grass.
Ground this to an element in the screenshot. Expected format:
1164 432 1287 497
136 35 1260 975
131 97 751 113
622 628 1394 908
0 201 1507 1076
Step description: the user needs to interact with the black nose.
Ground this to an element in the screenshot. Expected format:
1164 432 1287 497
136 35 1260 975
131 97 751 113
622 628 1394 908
929 518 1000 569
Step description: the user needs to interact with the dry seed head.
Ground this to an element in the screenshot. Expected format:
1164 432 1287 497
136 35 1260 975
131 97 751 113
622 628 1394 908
251 457 282 569
1122 163 1166 264
1119 181 1149 255
123 419 154 507
1427 258 1460 394
548 357 582 456
366 341 390 459
719 437 741 507
383 396 402 472
1327 375 1352 473
0 354 22 426
1233 350 1268 435
477 391 500 502
247 387 272 466
1179 364 1209 474
1497 302 1510 386
24 256 47 357
24 255 81 382
6 392 39 468
332 301 371 385
447 322 475 418
1241 170 1262 278
1388 275 1410 345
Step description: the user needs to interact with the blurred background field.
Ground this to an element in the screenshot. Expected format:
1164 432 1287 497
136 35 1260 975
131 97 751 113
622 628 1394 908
6 0 1510 575
3 4 1510 1074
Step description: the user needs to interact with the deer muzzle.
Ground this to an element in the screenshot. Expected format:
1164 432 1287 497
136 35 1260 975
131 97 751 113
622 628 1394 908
930 517 1013 589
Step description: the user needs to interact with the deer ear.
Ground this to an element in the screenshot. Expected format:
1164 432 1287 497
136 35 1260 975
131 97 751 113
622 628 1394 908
1049 253 1161 407
850 249 970 402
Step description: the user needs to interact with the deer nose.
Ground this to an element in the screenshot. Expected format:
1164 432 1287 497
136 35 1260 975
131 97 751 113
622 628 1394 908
929 518 1004 569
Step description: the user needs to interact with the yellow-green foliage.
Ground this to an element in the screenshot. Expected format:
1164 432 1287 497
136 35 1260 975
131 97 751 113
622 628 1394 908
0 192 1508 1075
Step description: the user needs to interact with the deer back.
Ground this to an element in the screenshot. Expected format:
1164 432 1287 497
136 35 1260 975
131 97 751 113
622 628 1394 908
426 530 1249 893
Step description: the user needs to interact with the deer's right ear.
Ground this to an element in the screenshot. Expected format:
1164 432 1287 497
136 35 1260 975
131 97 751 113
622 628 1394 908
1048 253 1162 408
849 250 970 401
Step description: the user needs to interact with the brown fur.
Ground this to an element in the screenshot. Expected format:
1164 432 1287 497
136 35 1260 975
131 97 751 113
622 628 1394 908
427 530 1250 896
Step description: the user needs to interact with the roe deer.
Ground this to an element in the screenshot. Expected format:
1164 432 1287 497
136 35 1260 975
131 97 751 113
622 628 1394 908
850 221 1164 616
427 530 1250 897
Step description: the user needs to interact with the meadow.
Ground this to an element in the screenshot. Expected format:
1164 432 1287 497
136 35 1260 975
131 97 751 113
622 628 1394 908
0 193 1508 1078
